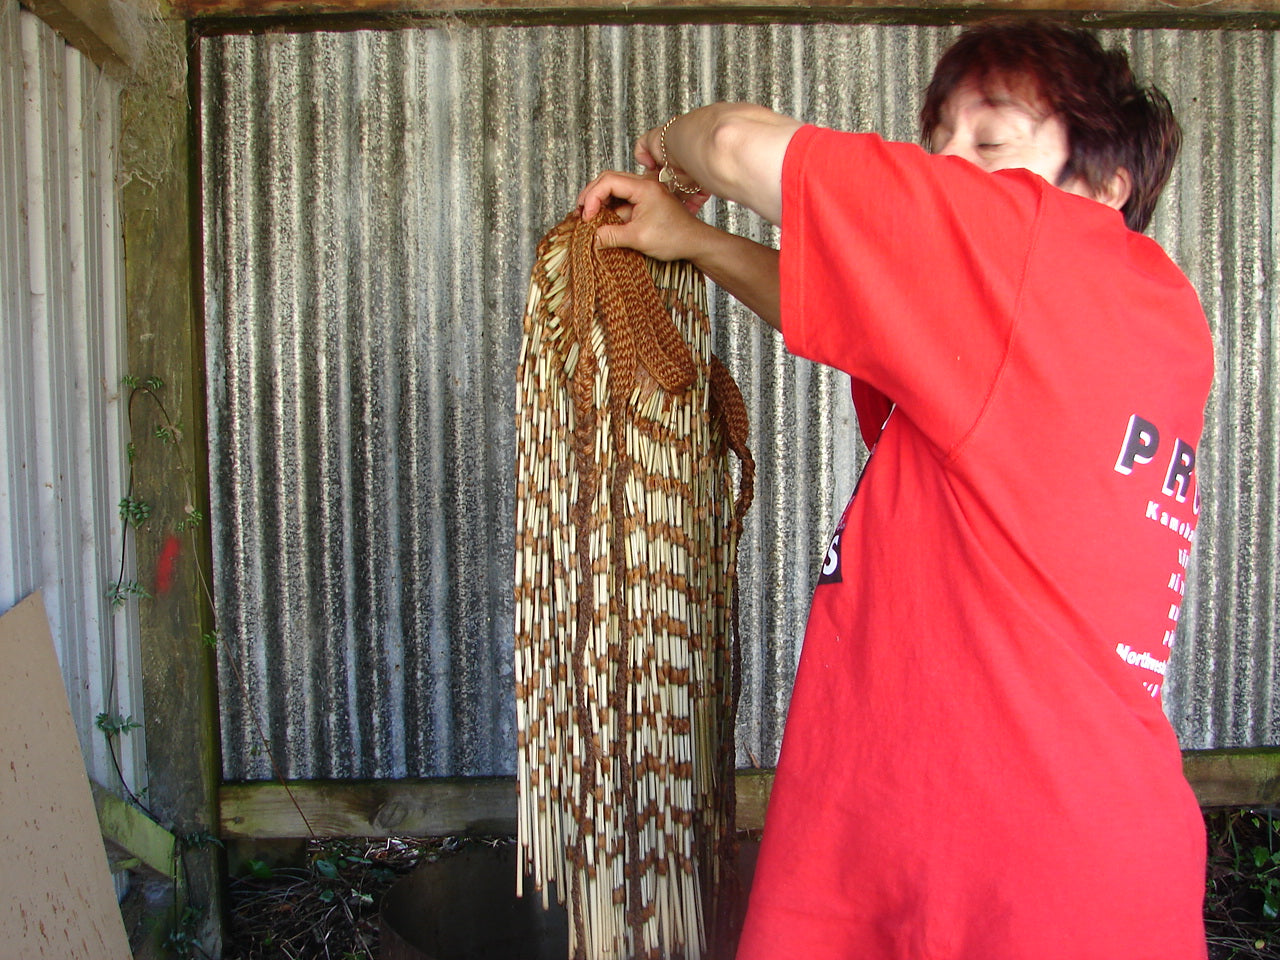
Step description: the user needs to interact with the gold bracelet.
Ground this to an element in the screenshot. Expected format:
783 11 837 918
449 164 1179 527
658 115 703 196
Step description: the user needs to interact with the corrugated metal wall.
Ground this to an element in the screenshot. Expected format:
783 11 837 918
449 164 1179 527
200 22 1279 782
1151 28 1280 749
0 2 146 795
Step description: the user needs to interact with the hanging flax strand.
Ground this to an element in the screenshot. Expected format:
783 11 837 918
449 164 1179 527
514 208 755 960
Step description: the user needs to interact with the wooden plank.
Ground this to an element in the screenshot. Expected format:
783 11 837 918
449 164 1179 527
220 775 771 839
221 778 524 839
222 749 1280 838
1184 747 1280 807
174 0 1280 27
20 0 171 78
92 782 179 880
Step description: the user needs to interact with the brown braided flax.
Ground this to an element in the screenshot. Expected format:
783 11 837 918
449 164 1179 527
515 208 755 960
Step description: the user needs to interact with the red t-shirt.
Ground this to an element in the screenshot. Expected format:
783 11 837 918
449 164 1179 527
737 127 1213 960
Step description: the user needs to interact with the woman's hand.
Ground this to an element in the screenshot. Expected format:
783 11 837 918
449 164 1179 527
575 171 713 262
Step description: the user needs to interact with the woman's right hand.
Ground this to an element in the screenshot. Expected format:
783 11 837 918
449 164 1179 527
575 171 714 263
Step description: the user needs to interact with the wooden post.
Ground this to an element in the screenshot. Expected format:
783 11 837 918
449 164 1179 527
118 14 225 956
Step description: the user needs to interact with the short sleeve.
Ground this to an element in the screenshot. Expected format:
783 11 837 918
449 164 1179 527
780 126 1048 455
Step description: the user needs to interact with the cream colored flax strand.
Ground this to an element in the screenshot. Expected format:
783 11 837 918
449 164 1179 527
514 209 754 960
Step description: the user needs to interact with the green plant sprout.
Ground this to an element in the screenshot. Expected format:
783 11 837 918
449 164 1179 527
154 422 183 445
179 831 224 853
106 375 309 835
162 905 205 959
176 506 204 533
95 712 143 737
1205 809 1280 959
106 580 151 607
1249 814 1280 921
119 495 152 527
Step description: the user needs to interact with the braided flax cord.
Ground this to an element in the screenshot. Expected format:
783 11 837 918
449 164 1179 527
514 208 755 960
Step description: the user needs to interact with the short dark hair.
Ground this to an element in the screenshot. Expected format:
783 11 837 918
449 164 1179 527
920 19 1181 232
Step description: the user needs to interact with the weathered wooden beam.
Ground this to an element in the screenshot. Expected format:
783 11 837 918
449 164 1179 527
221 749 1280 839
174 0 1280 29
221 771 775 839
92 782 179 880
20 0 175 79
1183 747 1280 808
121 16 224 951
222 778 522 840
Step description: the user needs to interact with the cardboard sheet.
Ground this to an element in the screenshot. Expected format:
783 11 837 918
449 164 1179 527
0 592 132 958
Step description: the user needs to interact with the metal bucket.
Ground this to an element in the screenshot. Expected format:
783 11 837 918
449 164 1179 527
379 838 759 960
379 842 568 960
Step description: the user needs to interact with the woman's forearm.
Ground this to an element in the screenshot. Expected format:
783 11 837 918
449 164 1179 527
689 223 782 332
645 103 801 226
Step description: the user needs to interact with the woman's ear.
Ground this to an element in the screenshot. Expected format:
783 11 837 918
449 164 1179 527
1096 166 1133 212
1059 166 1133 213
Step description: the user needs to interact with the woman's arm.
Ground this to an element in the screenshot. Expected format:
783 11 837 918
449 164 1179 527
636 103 801 225
687 223 781 332
575 173 782 330
581 103 801 226
574 102 796 330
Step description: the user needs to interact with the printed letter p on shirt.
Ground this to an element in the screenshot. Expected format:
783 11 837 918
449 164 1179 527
1115 414 1160 475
